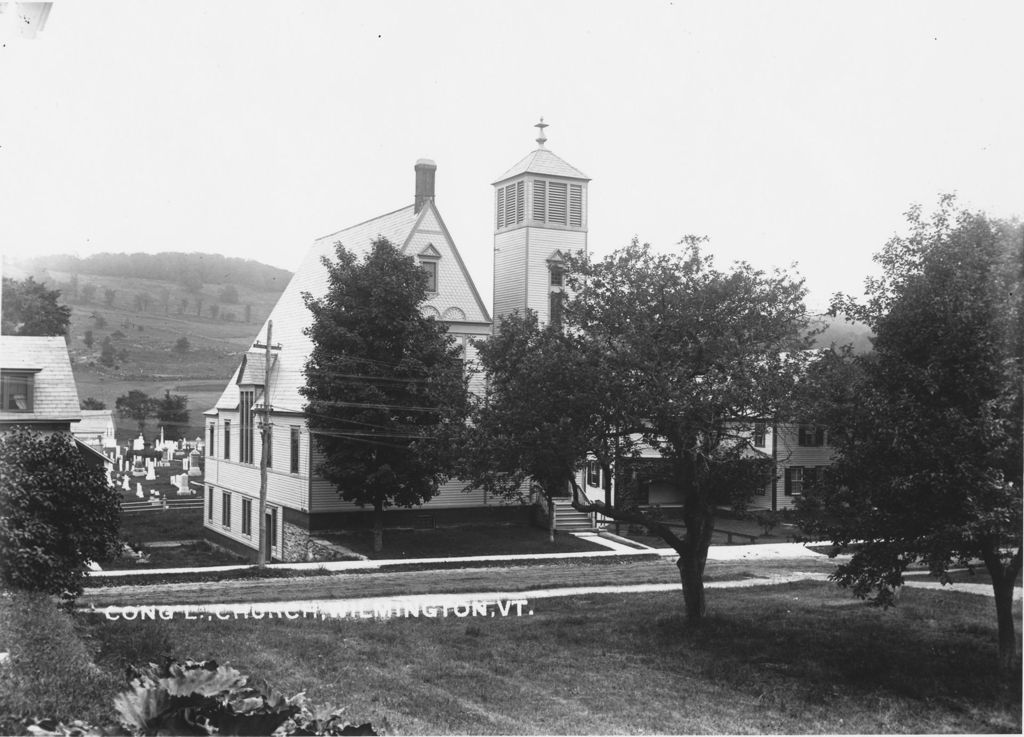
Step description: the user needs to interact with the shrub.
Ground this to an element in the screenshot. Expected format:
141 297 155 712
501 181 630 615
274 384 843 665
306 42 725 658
0 591 121 732
14 658 378 736
0 428 121 599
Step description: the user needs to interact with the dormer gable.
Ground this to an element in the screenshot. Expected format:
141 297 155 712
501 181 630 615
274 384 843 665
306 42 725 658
417 243 442 259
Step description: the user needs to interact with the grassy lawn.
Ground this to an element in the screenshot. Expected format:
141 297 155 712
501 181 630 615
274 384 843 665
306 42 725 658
99 540 245 570
5 583 1019 734
320 524 609 559
118 506 205 544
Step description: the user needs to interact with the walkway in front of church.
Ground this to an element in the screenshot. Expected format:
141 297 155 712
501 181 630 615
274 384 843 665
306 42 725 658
79 539 1018 616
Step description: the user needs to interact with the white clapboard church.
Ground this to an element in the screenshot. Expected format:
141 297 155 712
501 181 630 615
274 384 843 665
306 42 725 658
203 122 591 561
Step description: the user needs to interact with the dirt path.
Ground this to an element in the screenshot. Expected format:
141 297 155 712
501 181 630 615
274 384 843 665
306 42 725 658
80 556 839 608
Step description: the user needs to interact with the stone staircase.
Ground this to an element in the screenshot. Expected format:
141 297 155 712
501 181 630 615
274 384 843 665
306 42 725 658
552 499 596 532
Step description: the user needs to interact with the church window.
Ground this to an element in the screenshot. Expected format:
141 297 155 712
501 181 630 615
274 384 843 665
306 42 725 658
497 181 525 228
531 179 583 228
569 184 583 227
421 260 438 293
290 426 300 474
549 291 563 328
550 266 563 287
533 180 546 222
240 389 255 464
548 182 567 224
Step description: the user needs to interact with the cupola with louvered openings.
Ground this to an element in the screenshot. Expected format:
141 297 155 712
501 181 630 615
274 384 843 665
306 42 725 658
492 120 590 326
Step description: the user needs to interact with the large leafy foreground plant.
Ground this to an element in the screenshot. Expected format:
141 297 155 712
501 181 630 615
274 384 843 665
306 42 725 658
25 659 376 736
113 660 377 736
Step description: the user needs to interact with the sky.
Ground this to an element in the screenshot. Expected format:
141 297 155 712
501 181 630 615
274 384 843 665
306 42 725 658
2 1 1022 312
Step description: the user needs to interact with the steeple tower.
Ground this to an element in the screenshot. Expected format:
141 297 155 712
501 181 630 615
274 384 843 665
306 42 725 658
492 119 589 326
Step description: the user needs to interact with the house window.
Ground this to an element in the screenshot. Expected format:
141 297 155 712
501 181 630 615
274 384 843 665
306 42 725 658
421 260 438 293
1 371 34 411
242 497 252 535
797 425 825 447
586 460 601 488
224 420 231 460
207 485 214 520
784 467 803 496
290 427 300 474
753 422 766 449
208 424 215 457
265 425 272 468
240 389 255 464
221 491 231 527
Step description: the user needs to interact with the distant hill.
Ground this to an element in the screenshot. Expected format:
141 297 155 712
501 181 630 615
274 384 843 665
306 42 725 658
7 252 293 442
807 313 874 354
22 251 291 291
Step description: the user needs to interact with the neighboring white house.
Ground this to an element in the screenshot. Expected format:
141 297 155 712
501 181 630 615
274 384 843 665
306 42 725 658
583 422 836 514
73 409 117 455
0 334 113 472
1 335 81 435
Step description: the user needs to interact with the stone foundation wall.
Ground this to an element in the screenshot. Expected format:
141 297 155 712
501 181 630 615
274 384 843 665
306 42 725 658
282 520 354 562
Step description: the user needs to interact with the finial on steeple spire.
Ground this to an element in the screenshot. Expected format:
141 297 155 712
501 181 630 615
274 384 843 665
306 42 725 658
535 117 548 148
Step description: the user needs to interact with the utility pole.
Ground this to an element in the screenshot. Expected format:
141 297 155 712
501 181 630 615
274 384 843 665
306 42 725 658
258 321 272 567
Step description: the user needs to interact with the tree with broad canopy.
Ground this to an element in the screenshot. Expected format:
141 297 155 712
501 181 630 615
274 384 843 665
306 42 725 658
798 196 1023 670
461 238 812 619
301 238 469 553
1 277 71 337
116 390 154 434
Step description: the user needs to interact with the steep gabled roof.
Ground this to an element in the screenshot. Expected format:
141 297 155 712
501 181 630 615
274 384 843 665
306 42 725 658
493 147 590 184
209 193 490 419
0 335 81 424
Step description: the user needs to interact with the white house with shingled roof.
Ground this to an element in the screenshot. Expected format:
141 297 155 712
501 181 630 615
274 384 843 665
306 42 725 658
0 335 113 471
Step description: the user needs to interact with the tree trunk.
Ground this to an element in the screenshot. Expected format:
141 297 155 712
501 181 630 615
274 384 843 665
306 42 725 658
677 511 714 620
978 548 1019 671
548 495 555 543
677 547 706 619
373 500 383 553
982 544 1021 671
992 577 1017 671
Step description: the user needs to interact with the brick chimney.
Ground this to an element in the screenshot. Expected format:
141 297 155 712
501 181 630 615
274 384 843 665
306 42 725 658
414 158 436 213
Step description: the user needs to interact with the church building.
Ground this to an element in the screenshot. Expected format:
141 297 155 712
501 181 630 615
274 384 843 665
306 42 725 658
202 123 591 562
